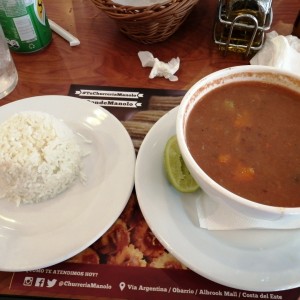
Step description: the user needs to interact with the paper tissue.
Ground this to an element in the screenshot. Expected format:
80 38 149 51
250 31 300 76
138 51 180 82
196 193 300 230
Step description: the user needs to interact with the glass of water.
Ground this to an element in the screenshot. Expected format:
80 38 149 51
0 24 18 99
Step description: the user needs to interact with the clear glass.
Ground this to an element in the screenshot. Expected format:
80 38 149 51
0 24 18 99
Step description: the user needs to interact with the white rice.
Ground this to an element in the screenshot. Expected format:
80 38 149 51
0 111 85 206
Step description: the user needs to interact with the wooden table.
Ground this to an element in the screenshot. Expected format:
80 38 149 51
0 0 299 299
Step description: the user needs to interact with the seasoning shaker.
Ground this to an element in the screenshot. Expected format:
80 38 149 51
214 0 273 56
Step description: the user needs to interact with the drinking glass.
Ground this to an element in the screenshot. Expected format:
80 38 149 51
0 24 18 99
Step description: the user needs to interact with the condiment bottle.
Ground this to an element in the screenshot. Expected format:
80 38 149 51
214 0 273 56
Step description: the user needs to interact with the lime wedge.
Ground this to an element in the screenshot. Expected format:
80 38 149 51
163 135 200 193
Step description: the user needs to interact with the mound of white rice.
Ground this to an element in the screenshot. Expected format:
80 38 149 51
0 111 84 206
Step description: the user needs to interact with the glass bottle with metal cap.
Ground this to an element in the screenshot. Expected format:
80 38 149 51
214 0 273 56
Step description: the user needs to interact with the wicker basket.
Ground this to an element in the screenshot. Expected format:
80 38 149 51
91 0 199 44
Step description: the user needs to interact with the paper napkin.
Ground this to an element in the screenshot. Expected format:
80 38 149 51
196 193 300 230
138 51 180 82
250 31 300 76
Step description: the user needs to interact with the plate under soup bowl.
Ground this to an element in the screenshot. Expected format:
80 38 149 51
177 65 300 221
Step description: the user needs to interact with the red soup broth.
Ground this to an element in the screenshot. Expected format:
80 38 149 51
186 81 300 207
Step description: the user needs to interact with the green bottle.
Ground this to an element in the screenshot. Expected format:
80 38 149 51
0 0 52 53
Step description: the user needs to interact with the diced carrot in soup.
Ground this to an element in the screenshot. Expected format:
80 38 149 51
234 111 252 128
233 164 255 182
218 154 231 164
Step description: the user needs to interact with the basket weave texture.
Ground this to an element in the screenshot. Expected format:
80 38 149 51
91 0 199 43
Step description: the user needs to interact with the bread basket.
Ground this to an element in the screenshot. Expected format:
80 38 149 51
90 0 199 44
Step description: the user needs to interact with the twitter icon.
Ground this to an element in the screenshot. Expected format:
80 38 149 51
46 279 57 288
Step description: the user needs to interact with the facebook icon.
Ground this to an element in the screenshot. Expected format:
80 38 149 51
35 278 45 287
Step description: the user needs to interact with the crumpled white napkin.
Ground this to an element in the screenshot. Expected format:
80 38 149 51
196 192 300 230
250 31 300 76
138 51 180 82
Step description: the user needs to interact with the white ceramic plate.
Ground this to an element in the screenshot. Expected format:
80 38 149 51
0 95 135 272
135 107 300 292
